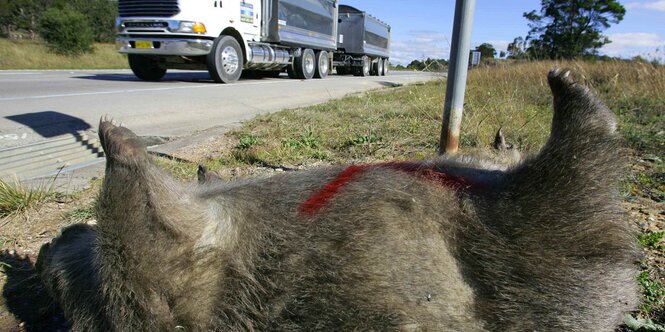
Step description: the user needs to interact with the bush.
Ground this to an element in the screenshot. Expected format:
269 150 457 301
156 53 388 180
51 0 118 42
39 7 94 55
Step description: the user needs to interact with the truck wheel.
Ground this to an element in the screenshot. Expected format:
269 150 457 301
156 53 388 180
314 51 329 79
293 48 315 79
336 67 348 75
207 35 243 83
382 58 389 76
128 54 166 81
354 55 370 77
371 58 383 76
287 64 297 78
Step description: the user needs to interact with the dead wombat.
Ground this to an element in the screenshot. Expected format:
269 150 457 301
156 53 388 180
37 69 638 331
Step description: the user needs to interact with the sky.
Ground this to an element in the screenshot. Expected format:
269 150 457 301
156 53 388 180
342 0 665 65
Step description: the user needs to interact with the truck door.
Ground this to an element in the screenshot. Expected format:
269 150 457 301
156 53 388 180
239 0 261 41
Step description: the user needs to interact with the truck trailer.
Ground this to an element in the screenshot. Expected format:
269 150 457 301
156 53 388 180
115 0 391 83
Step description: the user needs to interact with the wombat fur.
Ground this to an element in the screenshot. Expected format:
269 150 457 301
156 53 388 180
36 69 638 331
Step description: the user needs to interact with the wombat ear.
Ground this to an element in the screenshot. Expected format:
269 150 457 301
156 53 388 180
493 127 507 150
198 165 222 184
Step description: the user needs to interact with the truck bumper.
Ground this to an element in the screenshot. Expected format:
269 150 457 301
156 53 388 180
116 37 213 56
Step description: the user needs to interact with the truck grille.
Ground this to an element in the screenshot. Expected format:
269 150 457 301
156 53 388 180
118 0 180 17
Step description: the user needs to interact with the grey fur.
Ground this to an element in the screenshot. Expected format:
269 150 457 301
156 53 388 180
37 69 638 331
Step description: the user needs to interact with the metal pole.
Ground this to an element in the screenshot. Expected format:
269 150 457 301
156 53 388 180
439 0 476 155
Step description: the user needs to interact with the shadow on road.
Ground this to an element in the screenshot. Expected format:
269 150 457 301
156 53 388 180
74 70 287 84
5 111 92 139
75 71 212 83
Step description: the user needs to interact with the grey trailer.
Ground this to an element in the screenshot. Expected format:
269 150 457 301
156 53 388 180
334 4 390 77
262 0 338 51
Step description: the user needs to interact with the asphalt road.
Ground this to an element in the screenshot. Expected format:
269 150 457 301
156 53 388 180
0 70 440 150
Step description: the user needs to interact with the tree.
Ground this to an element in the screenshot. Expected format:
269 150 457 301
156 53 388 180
406 58 447 72
0 0 14 36
0 0 116 42
474 43 496 60
0 0 48 38
407 60 423 70
507 36 528 59
524 0 625 59
51 0 118 42
39 6 94 55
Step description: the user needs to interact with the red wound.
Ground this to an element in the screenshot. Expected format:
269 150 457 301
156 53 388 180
297 164 371 215
298 162 480 216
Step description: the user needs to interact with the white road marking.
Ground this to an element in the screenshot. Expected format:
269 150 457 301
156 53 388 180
0 72 40 75
0 133 28 140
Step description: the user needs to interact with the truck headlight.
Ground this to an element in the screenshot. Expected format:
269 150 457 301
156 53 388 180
178 22 206 34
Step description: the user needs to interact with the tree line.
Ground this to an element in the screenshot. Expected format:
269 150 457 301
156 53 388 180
0 0 630 61
509 0 625 59
405 0 628 68
0 0 117 54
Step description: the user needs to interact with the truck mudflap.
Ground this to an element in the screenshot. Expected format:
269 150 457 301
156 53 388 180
116 37 213 56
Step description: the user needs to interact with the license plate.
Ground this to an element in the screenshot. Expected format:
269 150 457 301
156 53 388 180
135 41 152 49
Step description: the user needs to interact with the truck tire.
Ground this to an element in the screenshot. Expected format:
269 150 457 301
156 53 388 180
382 58 389 76
336 67 348 75
207 35 243 83
314 51 329 79
371 58 383 76
293 48 315 79
287 65 297 78
354 55 370 77
128 54 166 81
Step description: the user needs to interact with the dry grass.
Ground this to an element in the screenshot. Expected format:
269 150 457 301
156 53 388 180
0 178 56 217
193 60 663 171
0 38 128 70
464 60 664 155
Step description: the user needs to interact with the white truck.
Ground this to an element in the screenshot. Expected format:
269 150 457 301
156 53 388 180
115 0 390 83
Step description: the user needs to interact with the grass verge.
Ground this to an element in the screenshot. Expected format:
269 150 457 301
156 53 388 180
0 178 55 217
0 38 128 70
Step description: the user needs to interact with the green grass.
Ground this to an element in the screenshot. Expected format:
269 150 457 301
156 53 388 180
0 178 55 216
639 232 665 250
154 156 199 181
638 270 665 316
0 38 128 69
213 81 451 168
235 134 262 150
64 203 97 223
